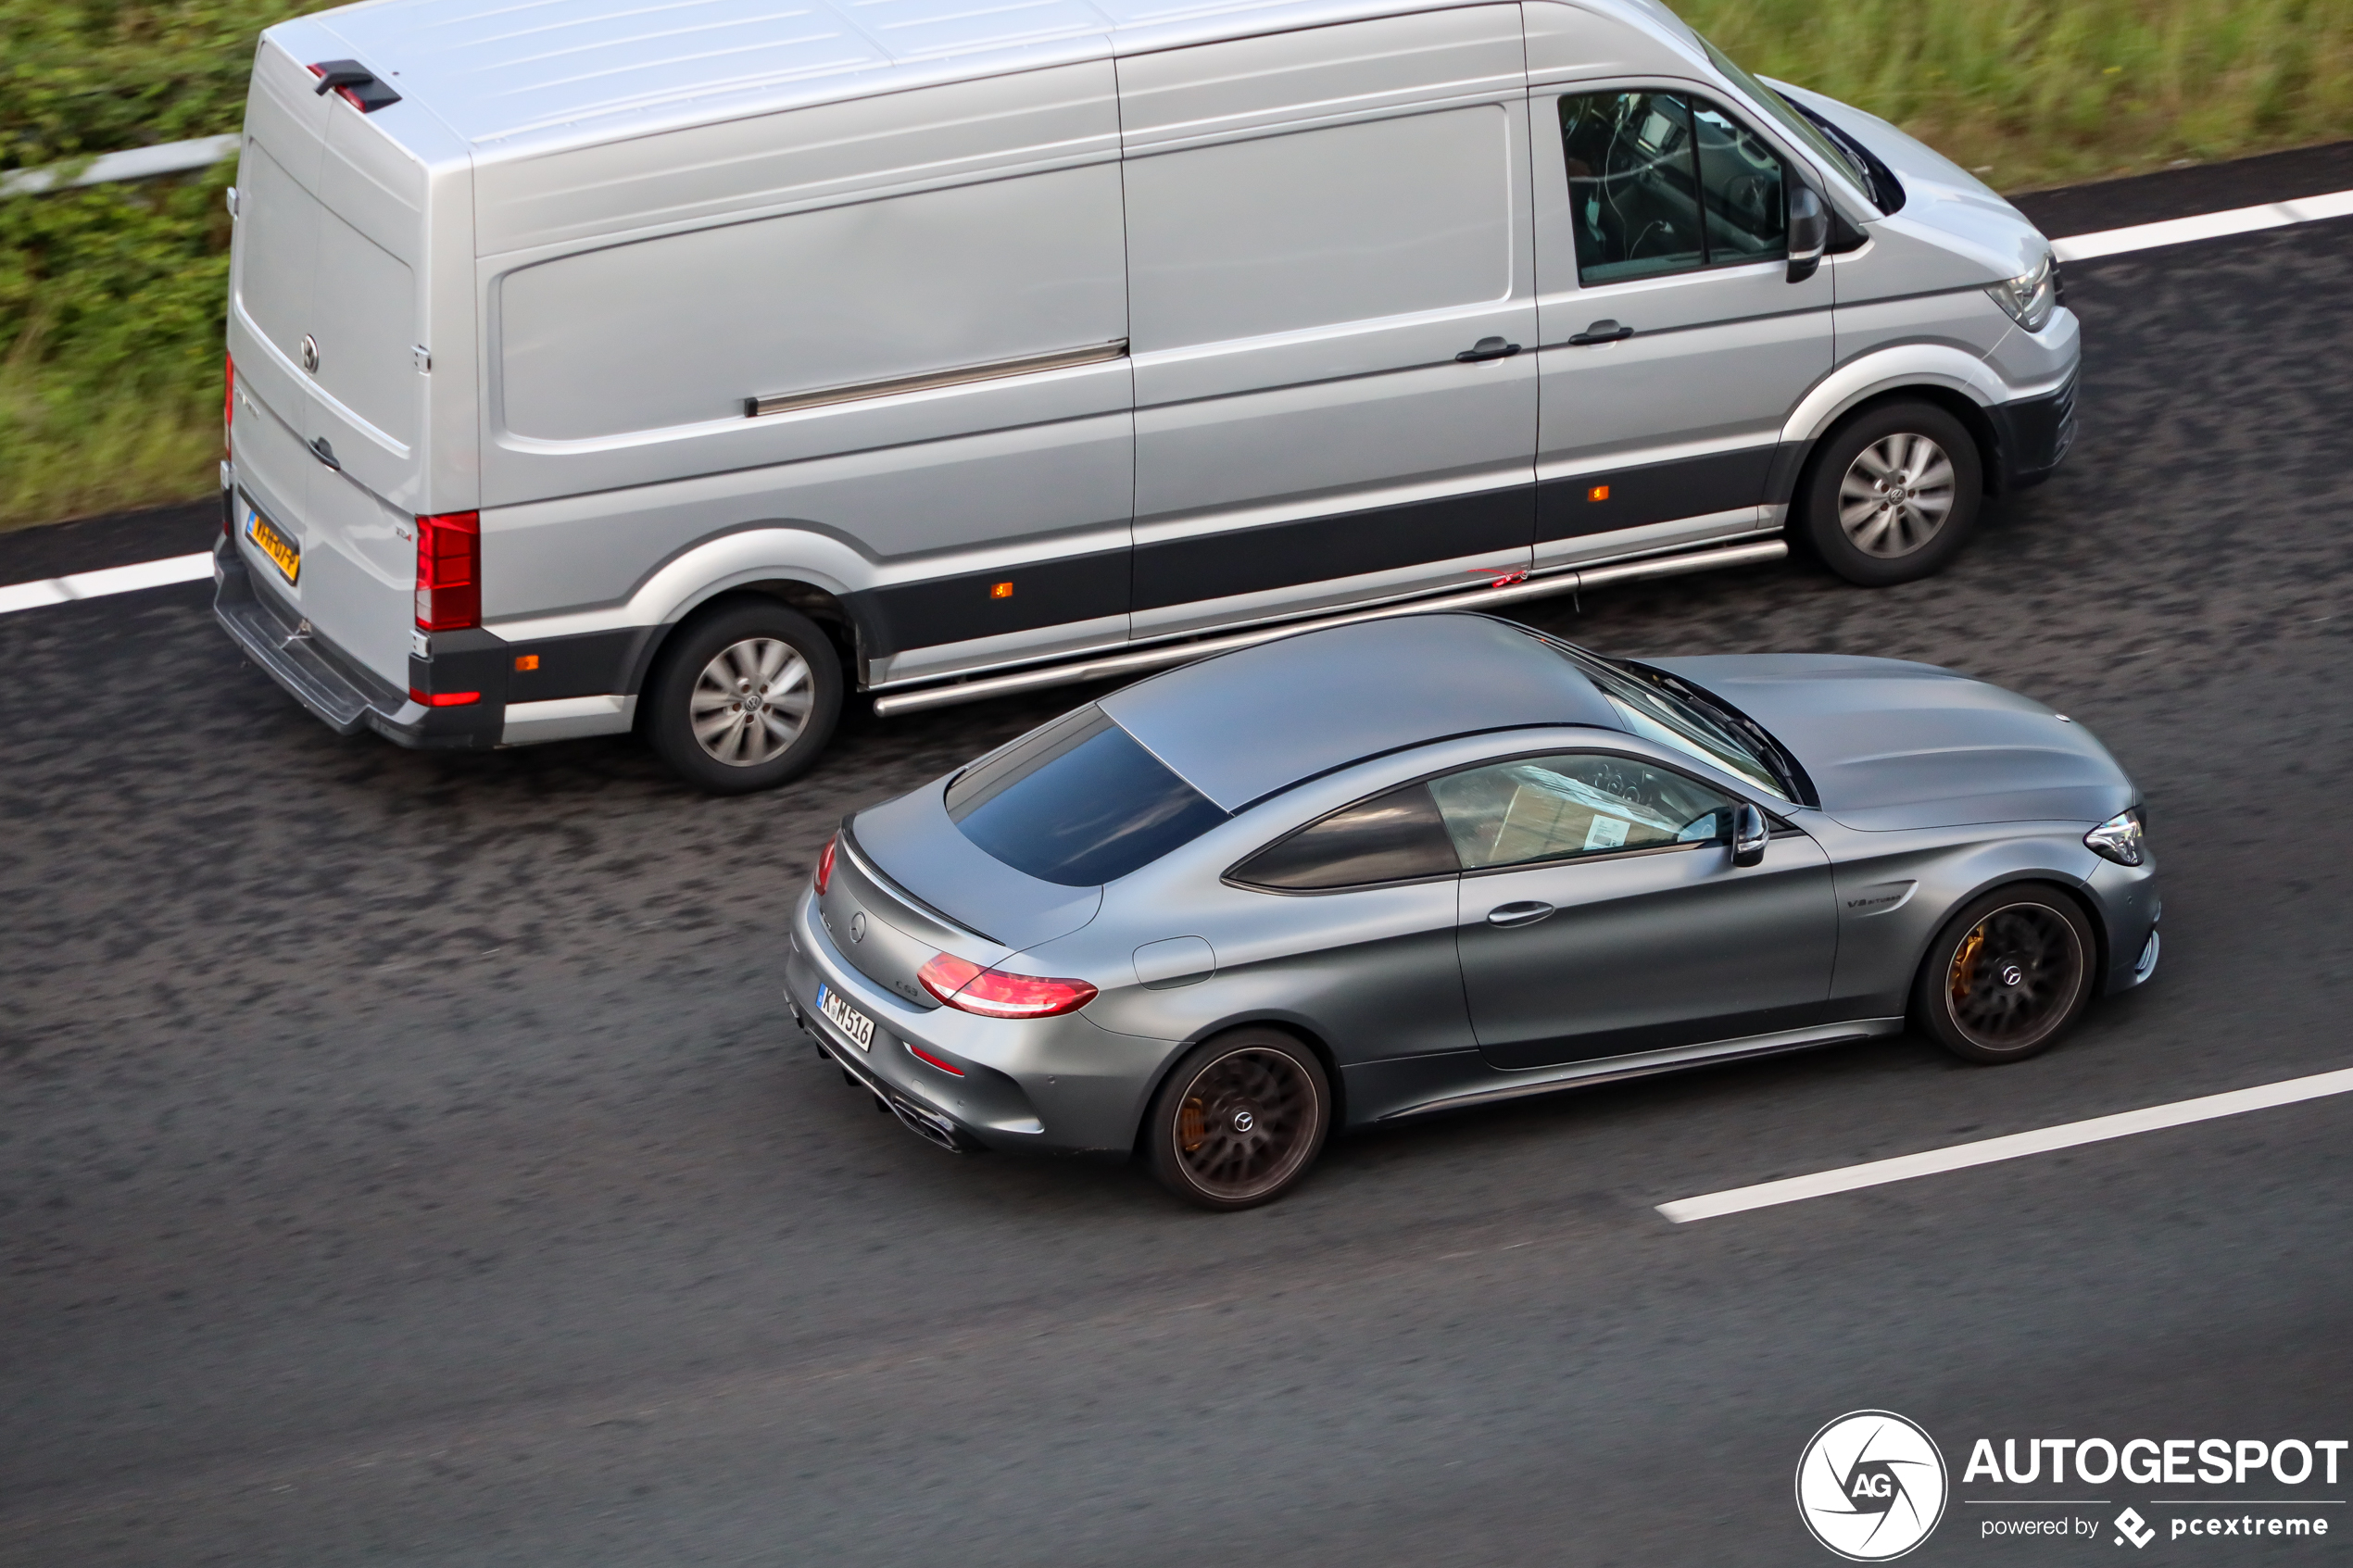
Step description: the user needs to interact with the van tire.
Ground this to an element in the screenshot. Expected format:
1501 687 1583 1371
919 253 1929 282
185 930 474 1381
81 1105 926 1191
1798 400 1983 586
642 601 842 795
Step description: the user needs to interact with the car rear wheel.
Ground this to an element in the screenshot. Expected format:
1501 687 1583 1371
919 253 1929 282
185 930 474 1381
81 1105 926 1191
1913 886 2096 1063
644 601 842 795
1144 1029 1331 1210
1799 400 1983 586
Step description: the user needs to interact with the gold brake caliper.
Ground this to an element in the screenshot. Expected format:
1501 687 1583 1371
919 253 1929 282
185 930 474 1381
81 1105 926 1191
1177 1098 1208 1153
1949 925 1986 1004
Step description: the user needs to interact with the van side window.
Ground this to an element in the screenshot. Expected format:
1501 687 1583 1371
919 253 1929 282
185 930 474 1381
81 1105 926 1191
1558 93 1788 285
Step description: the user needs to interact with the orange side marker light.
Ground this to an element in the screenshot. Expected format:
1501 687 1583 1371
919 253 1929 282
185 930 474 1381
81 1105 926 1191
1588 484 1610 502
513 654 539 671
990 581 1014 599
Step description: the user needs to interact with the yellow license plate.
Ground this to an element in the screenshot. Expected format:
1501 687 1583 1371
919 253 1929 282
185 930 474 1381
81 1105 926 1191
244 501 300 585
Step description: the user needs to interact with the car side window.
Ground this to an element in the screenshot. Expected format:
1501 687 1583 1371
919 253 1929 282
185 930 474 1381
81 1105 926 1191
1233 783 1459 891
1428 754 1734 871
1558 92 1789 285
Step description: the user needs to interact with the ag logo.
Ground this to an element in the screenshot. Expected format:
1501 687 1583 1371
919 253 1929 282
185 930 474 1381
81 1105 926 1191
1796 1411 1948 1561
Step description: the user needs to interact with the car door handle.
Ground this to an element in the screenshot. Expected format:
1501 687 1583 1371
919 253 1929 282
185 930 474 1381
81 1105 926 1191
1455 336 1522 363
1485 900 1556 929
1567 320 1635 346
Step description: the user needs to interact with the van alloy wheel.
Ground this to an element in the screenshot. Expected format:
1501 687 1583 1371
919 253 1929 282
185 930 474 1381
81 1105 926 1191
1838 433 1957 558
690 637 814 766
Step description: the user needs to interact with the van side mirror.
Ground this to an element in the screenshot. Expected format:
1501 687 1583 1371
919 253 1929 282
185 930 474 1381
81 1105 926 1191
1787 186 1829 283
1730 803 1768 867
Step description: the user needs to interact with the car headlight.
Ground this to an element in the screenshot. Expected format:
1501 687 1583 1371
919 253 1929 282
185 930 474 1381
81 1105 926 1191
2084 805 2146 867
1986 251 2058 332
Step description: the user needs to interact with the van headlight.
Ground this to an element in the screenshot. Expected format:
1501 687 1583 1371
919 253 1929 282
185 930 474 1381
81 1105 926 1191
2084 805 2146 866
1986 251 2058 332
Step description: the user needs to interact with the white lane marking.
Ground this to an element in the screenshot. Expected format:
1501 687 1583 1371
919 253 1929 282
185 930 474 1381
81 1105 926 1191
1 190 2346 616
2054 188 2353 260
1658 1064 2353 1223
0 552 213 615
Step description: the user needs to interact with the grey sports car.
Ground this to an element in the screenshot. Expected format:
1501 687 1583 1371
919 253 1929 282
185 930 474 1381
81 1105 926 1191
784 614 2158 1210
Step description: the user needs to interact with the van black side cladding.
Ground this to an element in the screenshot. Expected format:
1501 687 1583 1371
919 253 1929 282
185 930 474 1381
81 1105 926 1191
847 549 1130 658
1536 446 1777 541
1131 486 1533 613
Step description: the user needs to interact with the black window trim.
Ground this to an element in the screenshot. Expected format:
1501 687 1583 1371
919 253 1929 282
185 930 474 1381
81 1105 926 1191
1224 743 1804 896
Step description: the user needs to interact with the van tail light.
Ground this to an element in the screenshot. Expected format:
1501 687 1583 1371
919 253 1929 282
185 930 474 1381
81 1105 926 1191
222 352 234 460
814 834 837 894
917 952 1097 1019
408 688 481 708
414 511 481 632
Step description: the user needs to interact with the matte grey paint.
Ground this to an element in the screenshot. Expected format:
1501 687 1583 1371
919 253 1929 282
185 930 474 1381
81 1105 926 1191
788 616 2157 1157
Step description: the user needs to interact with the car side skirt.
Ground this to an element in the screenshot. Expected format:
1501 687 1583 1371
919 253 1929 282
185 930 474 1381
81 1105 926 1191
1365 1017 1906 1123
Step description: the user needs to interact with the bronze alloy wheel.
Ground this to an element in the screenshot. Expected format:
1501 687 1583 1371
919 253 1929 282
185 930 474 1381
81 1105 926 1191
1147 1032 1330 1210
1916 889 2095 1063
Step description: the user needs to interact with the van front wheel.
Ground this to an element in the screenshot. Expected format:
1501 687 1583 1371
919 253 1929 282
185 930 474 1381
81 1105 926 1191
644 602 842 794
1798 400 1983 586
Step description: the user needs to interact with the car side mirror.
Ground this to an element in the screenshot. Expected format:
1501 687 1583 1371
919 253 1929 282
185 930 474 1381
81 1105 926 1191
1730 802 1768 868
1787 185 1829 283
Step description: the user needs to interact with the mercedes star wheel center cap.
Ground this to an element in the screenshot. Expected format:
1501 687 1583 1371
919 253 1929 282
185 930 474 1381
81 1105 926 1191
1999 962 2025 986
1232 1109 1255 1133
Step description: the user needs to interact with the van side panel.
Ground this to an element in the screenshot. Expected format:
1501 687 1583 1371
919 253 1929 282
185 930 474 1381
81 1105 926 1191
1118 7 1540 638
472 63 1135 684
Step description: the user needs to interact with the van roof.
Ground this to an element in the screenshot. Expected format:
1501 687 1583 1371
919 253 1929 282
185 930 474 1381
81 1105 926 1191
275 0 1672 155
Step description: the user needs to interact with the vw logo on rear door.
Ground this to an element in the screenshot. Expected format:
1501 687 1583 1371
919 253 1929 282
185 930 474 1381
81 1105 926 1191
849 912 866 943
299 333 319 373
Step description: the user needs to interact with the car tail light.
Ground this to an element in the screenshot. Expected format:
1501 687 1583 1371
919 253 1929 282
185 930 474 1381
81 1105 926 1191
814 834 837 894
905 1042 964 1077
414 511 480 632
917 952 1097 1019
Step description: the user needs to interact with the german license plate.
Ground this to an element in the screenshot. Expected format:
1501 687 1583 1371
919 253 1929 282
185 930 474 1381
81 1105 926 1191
243 500 300 585
816 983 874 1051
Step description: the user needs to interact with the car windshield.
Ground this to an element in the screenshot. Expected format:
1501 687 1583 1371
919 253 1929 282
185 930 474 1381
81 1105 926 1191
946 705 1230 885
1538 640 1797 802
1697 36 1873 199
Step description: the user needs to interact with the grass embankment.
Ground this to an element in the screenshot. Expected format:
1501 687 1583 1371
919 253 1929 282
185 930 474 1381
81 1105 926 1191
4 0 2352 530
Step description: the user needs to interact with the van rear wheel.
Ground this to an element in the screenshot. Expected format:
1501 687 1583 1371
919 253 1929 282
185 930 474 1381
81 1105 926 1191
1799 400 1983 586
644 601 842 794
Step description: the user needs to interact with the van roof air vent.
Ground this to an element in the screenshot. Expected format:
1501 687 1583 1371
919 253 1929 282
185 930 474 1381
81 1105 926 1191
309 60 402 114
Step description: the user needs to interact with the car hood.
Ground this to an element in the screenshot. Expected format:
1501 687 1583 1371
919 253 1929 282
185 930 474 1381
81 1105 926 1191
1643 655 2134 832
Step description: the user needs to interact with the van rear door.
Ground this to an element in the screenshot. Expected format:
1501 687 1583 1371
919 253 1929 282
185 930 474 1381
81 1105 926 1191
227 38 427 691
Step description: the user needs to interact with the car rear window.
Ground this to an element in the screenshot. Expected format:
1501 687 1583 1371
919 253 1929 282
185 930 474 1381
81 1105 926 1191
946 705 1230 886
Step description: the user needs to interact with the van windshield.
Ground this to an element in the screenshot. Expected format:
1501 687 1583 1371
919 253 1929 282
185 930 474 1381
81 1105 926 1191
1698 36 1873 199
947 706 1230 886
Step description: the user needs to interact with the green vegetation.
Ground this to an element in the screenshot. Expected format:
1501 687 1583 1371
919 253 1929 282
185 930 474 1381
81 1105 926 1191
3 0 2351 528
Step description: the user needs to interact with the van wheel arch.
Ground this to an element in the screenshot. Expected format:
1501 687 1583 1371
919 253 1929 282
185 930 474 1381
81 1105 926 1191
633 581 864 700
1799 386 1998 502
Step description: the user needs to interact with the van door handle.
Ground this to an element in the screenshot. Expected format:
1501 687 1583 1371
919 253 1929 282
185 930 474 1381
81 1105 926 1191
308 435 340 470
1455 336 1522 363
1567 320 1635 346
1485 900 1556 929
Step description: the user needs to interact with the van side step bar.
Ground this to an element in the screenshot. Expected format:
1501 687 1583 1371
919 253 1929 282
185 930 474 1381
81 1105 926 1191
872 536 1788 718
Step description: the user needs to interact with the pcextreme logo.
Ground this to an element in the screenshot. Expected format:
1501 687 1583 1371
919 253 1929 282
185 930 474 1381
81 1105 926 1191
1797 1411 1951 1561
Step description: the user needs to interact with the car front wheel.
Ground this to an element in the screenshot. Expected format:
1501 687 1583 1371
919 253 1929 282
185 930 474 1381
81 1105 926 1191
1144 1029 1332 1210
1913 885 2096 1063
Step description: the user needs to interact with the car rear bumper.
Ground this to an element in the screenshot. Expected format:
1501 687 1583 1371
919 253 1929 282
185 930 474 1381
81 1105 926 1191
213 537 503 750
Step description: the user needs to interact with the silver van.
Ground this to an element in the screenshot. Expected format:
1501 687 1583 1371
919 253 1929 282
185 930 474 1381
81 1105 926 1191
215 0 2078 792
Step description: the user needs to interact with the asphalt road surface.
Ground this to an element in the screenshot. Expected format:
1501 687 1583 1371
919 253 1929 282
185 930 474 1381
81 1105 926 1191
6 187 2352 1566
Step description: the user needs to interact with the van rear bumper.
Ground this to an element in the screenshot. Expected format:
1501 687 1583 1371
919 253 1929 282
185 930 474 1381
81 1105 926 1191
213 540 502 750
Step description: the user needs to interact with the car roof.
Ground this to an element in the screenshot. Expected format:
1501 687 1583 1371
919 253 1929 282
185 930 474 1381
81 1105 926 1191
287 0 1605 153
1099 613 1621 811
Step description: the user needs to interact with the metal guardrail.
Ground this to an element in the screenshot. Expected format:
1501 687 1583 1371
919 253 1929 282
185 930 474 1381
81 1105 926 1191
2 134 240 197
